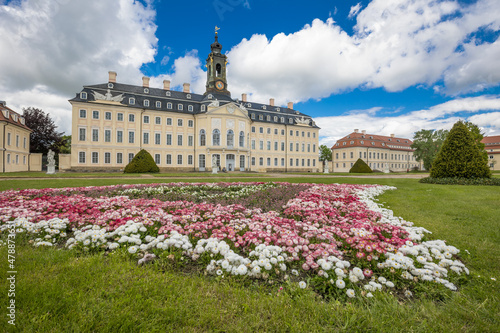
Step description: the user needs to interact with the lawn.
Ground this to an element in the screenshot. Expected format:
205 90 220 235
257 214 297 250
0 175 499 332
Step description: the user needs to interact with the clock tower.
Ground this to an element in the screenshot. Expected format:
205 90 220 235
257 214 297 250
205 28 230 96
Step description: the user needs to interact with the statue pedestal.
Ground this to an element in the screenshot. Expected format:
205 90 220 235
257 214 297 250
46 165 56 175
323 167 329 174
212 167 218 174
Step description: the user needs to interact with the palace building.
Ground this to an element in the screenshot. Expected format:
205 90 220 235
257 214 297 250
0 101 40 172
331 129 422 172
482 135 500 171
67 33 320 172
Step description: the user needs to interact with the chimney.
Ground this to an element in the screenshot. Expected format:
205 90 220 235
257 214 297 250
269 98 275 106
287 101 294 109
163 80 170 90
0 101 5 107
142 76 150 88
354 129 359 133
183 83 190 93
108 71 117 83
242 93 247 102
390 134 395 138
362 130 366 135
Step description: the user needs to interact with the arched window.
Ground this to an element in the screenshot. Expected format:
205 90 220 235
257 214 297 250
239 131 244 147
200 129 206 146
213 129 220 146
227 129 234 147
216 63 221 76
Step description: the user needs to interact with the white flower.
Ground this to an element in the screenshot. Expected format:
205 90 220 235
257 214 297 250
291 269 299 276
385 281 395 288
128 246 138 254
336 279 346 289
298 281 307 289
346 289 355 298
366 292 374 298
216 269 223 276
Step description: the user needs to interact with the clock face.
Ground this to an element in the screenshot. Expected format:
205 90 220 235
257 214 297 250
215 80 225 90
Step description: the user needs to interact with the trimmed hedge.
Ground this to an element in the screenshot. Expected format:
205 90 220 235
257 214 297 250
430 121 491 178
124 149 159 173
420 177 500 186
349 158 373 173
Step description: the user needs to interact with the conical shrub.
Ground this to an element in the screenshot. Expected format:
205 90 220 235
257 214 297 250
349 158 373 173
430 121 491 178
124 149 159 173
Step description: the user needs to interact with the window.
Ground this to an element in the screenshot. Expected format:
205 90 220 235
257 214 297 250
259 115 263 120
240 155 245 169
302 143 305 152
129 98 135 105
143 115 150 123
227 130 234 147
188 105 193 112
167 102 172 109
313 133 316 138
92 111 99 119
144 100 150 107
177 154 183 165
105 112 112 120
296 143 299 151
166 154 172 165
177 119 183 126
252 157 256 166
128 131 135 143
187 94 191 99
200 129 206 146
166 134 172 145
343 152 346 159
155 133 161 145
188 120 193 127
104 152 111 164
274 116 278 122
117 153 123 164
313 159 316 167
296 131 299 136
80 92 87 99
296 159 299 166
129 114 135 122
79 109 87 118
313 144 316 153
178 104 183 110
302 131 305 137
155 116 161 125
177 134 183 146
23 156 26 165
129 153 134 163
281 158 285 166
143 132 149 145
188 135 193 147
302 159 305 167
166 91 171 96
274 158 278 166
188 155 193 165
166 118 172 125
281 142 285 151
290 158 293 166
267 141 271 150
289 118 293 124
251 113 255 119
290 130 293 136
117 130 123 143
251 140 256 150
267 128 271 134
92 129 99 142
350 152 353 158
274 141 278 151
307 132 310 138
266 115 271 121
155 154 160 165
92 152 98 164
23 137 26 149
307 144 310 152
251 126 256 133
79 128 86 141
239 131 245 147
213 129 220 146
117 113 123 121
259 140 264 150
307 159 310 167
79 152 85 163
259 157 264 166
105 130 111 143
199 154 206 168
201 105 206 112
6 154 10 163
281 117 285 123
290 142 293 151
156 101 161 108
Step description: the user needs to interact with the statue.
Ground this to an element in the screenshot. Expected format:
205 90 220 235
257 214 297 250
46 149 56 174
208 100 220 107
91 89 124 103
212 155 218 174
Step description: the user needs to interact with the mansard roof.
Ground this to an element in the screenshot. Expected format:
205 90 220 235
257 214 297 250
70 82 319 128
0 103 31 131
332 131 414 151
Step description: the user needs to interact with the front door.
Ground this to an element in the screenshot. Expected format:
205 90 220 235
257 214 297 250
226 154 235 171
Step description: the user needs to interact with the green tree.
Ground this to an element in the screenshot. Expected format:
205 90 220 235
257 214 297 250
430 121 491 178
349 158 373 173
464 121 488 162
319 145 332 165
124 149 159 173
56 135 71 154
23 107 64 154
411 129 448 171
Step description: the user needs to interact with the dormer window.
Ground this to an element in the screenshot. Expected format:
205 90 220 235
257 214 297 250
343 142 346 146
266 115 271 121
186 94 191 99
371 142 375 145
208 94 213 99
12 114 18 122
280 117 284 123
80 92 87 99
360 141 364 144
295 111 299 114
20 117 25 125
108 83 114 89
350 141 354 144
405 140 408 143
188 105 193 112
247 103 252 107
388 138 392 141
369 136 373 139
276 107 280 112
397 139 400 142
262 105 266 110
144 100 150 107
274 116 278 122
382 143 385 146
166 91 171 96
167 102 172 109
201 105 206 112
129 98 135 105
288 118 293 124
362 135 365 138
156 101 161 108
258 115 263 120
251 113 255 119
178 104 183 110
144 88 149 94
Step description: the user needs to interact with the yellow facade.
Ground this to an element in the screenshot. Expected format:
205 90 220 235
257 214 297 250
0 105 32 172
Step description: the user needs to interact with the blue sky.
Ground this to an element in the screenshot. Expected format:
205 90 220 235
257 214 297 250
1 0 499 146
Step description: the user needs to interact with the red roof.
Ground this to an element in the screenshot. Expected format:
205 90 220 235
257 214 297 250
481 135 500 145
0 103 31 131
331 131 414 151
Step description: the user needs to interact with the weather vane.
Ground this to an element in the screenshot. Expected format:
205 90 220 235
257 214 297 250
215 26 220 34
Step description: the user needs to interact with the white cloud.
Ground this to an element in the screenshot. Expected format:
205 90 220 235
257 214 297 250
348 3 362 19
315 95 500 147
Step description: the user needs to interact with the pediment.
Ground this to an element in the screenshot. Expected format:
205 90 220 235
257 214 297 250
206 102 249 118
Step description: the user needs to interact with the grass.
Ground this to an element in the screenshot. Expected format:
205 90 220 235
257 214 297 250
1 175 499 332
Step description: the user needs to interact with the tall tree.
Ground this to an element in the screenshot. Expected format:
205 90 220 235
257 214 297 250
411 129 448 171
23 107 64 154
464 121 488 162
319 145 332 164
430 121 491 178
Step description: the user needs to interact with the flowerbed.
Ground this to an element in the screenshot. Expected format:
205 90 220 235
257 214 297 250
0 182 469 300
